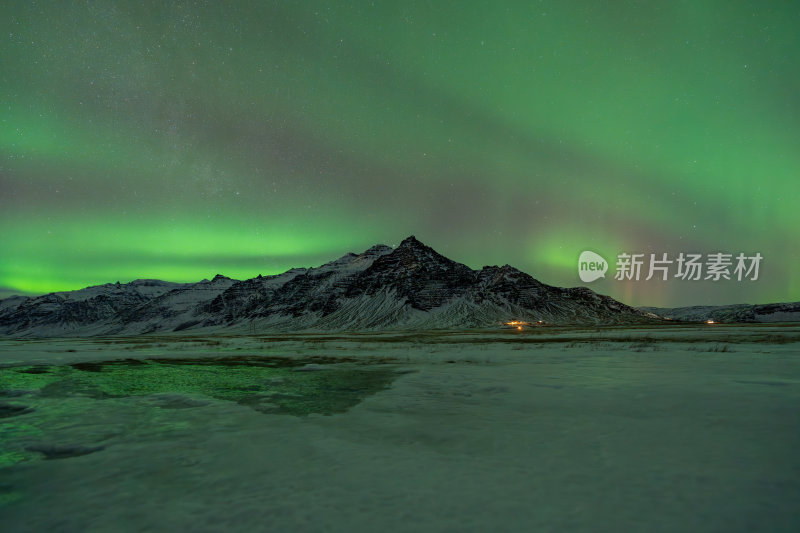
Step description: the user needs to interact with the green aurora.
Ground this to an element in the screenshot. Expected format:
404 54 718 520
1 1 798 306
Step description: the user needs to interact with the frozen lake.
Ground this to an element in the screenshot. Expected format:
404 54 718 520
1 324 799 532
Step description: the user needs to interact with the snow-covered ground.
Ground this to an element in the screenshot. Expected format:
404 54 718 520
1 324 799 532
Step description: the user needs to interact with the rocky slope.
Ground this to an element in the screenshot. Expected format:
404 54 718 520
1 236 656 337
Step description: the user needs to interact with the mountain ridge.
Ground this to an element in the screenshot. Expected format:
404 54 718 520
1 236 656 337
639 303 800 323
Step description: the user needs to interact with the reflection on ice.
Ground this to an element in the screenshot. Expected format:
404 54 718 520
0 356 400 471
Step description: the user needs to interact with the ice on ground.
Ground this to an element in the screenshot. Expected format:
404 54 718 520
0 324 799 532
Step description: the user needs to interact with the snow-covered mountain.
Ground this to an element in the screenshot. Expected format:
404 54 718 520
0 236 655 337
639 302 800 323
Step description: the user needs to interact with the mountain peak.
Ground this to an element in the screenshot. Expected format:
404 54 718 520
387 236 464 271
397 235 432 251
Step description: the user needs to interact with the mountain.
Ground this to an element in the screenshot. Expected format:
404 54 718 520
0 287 40 300
639 302 800 323
0 236 656 337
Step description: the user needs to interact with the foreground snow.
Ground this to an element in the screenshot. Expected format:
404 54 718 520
1 324 799 532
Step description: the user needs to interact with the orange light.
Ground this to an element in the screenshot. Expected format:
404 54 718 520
505 320 530 326
517 326 523 331
706 320 716 324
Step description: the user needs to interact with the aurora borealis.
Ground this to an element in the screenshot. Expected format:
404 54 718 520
1 1 798 306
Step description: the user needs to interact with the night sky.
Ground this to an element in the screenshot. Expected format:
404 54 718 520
2 1 798 306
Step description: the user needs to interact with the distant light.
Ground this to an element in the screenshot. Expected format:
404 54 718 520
505 320 530 326
517 325 523 331
706 320 716 324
